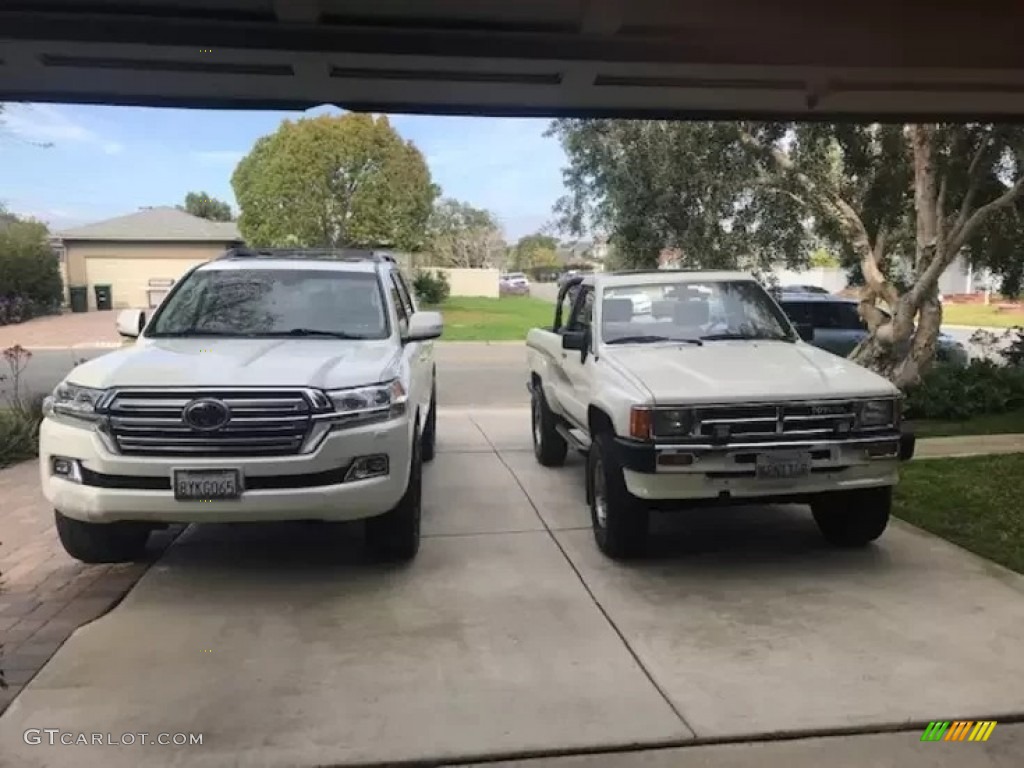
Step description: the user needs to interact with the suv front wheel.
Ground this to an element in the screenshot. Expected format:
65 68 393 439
54 510 152 563
588 433 648 559
365 424 422 561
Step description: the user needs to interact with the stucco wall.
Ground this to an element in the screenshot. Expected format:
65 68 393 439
426 268 500 298
64 241 233 310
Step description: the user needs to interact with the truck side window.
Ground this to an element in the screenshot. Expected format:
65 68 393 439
568 287 594 332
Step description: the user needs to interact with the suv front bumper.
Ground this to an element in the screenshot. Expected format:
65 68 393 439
612 430 915 503
39 414 414 525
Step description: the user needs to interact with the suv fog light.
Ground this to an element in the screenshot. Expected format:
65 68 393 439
52 456 83 483
345 454 390 482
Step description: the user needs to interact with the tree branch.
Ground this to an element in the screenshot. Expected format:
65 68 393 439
953 137 990 236
950 175 1024 254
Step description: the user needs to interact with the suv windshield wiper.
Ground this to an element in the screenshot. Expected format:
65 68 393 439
606 335 703 346
148 329 254 338
699 332 792 342
273 328 369 339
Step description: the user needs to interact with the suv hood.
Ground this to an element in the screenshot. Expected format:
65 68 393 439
65 338 401 391
604 340 899 404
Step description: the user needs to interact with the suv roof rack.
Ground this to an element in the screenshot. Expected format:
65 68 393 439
216 246 399 264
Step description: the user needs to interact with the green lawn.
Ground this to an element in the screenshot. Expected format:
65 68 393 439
909 408 1024 438
895 453 1024 574
942 303 1024 328
427 296 553 341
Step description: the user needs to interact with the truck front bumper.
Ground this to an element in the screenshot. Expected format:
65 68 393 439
613 430 915 503
39 414 414 525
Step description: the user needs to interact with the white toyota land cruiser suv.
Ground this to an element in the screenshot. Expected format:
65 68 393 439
526 271 915 559
40 248 443 563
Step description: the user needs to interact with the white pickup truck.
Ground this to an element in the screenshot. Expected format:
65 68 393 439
526 270 915 559
40 248 442 564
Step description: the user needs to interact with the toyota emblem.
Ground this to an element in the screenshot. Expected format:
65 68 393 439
183 398 231 431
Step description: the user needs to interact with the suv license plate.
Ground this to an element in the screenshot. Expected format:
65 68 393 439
755 452 812 480
173 469 242 501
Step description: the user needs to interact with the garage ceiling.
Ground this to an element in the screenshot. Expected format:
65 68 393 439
2 1 1024 119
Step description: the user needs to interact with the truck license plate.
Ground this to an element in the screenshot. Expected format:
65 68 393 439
755 452 812 480
173 469 242 501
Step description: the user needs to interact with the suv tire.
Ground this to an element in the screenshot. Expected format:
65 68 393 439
54 510 151 564
588 433 648 559
531 384 568 467
421 378 438 463
811 487 892 547
366 425 422 561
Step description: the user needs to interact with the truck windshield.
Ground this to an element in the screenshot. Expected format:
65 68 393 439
147 268 390 339
601 279 795 344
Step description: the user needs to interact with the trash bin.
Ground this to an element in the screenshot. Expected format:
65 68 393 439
94 284 113 311
69 286 89 313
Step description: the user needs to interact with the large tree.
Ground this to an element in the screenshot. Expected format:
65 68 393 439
511 233 559 270
550 120 1024 387
180 191 233 222
232 113 437 250
425 198 505 268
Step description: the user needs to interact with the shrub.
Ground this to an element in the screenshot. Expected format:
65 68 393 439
0 219 64 311
413 269 451 305
904 359 1024 421
0 344 44 468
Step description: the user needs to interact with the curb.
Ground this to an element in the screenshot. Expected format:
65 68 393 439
22 342 123 351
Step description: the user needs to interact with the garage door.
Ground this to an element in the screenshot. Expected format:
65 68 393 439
84 257 205 310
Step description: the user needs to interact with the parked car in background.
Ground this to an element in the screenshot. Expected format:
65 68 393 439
781 284 830 295
776 290 968 366
500 272 531 296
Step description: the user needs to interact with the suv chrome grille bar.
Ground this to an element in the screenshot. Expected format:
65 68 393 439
104 389 316 457
692 400 863 439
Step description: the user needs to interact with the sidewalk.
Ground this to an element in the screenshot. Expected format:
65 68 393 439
915 432 1024 459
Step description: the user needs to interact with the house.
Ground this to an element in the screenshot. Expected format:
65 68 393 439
55 207 242 310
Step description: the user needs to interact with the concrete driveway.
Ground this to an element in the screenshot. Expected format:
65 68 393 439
3 406 1024 767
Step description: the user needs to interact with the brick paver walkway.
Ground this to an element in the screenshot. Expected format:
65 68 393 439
0 311 126 350
0 461 178 712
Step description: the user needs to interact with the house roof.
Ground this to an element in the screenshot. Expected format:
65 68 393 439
57 207 242 243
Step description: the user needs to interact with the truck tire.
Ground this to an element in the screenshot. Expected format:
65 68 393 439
366 426 422 562
531 385 567 467
421 379 437 463
811 487 892 547
588 433 648 559
54 510 151 564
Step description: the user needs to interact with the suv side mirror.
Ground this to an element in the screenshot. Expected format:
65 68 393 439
403 310 444 342
794 322 815 342
116 308 146 338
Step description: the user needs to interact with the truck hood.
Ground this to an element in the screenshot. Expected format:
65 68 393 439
65 338 401 391
604 340 898 404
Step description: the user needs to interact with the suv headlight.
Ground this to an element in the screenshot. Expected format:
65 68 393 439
859 399 896 428
629 407 695 440
43 383 106 422
326 380 407 422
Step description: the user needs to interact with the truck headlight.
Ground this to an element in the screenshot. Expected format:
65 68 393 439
43 383 106 422
652 408 695 438
326 380 407 422
859 399 896 428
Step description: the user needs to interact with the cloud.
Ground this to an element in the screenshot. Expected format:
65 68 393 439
192 149 245 166
1 104 125 155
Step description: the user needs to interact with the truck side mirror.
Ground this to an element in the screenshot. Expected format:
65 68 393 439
562 330 586 351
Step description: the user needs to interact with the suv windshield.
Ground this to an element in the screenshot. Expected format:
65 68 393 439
147 268 389 339
602 279 794 344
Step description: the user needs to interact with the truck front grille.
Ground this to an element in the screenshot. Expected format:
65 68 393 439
105 390 315 457
694 401 860 439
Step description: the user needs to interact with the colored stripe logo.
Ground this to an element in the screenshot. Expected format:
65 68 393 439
921 721 996 742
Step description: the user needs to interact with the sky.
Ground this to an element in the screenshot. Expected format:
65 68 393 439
0 102 569 241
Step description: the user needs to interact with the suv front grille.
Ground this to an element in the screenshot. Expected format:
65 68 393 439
105 390 315 457
694 401 861 439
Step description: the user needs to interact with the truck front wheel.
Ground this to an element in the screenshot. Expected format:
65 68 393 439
811 487 892 547
588 433 648 559
531 385 567 467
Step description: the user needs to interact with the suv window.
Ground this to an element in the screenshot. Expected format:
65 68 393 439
810 301 864 330
568 287 594 332
147 268 389 339
391 270 416 314
779 301 813 325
